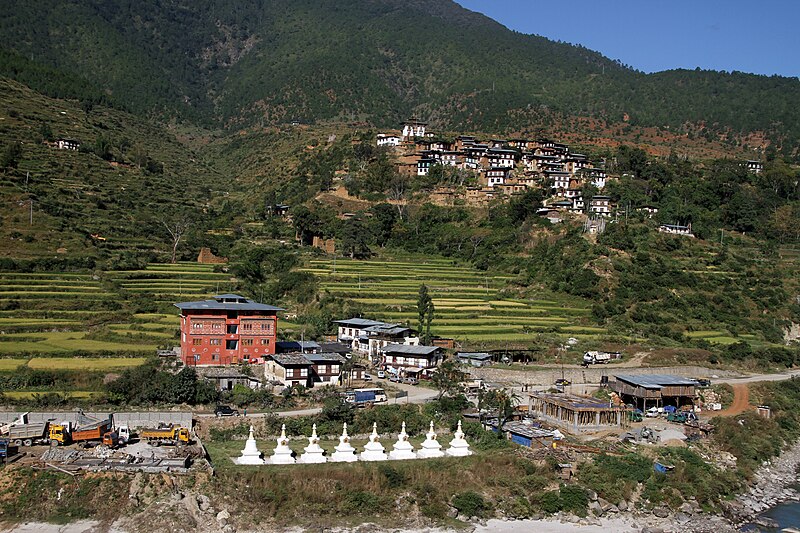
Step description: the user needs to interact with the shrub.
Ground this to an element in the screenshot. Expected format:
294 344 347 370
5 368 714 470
559 485 588 516
451 491 487 518
378 464 407 489
537 490 562 514
342 491 380 515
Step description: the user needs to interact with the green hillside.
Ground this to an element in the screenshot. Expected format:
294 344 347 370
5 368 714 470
0 78 224 259
0 0 798 154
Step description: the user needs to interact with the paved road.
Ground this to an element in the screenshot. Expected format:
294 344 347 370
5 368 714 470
714 370 800 385
196 379 439 419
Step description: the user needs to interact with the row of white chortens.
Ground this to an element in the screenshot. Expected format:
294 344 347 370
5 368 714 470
236 420 473 465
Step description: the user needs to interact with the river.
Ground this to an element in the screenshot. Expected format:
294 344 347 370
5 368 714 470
743 500 800 531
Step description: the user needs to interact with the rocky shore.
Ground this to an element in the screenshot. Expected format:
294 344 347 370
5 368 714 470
723 438 800 528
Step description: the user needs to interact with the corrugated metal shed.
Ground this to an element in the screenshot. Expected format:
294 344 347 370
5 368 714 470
614 374 698 389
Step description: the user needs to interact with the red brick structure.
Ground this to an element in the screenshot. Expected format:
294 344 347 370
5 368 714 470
175 294 282 366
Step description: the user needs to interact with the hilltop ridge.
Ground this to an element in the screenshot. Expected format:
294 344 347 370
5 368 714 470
0 0 797 156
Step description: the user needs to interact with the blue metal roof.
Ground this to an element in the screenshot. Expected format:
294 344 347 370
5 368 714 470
614 374 697 390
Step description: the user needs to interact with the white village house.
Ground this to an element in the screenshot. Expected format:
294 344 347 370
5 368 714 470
382 344 444 378
334 318 420 359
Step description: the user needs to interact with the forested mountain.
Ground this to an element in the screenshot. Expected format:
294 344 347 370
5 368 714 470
1 0 799 155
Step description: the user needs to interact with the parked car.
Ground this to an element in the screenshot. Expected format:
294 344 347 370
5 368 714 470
388 374 400 383
215 405 240 417
402 377 419 385
363 373 373 382
555 378 571 386
377 370 386 379
695 378 712 388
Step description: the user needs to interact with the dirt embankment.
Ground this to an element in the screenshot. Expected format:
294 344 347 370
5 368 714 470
712 384 751 417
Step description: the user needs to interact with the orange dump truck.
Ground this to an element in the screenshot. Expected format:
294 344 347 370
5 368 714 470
48 419 118 447
140 425 191 446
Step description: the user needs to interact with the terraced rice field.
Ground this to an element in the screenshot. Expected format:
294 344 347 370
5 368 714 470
302 256 606 348
25 357 147 370
0 331 158 354
106 262 233 303
685 330 766 346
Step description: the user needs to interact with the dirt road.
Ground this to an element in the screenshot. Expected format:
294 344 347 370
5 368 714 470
711 383 751 417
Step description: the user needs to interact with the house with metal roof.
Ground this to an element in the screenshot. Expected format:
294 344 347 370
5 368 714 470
264 352 346 390
275 340 321 354
382 344 443 377
334 317 419 358
611 374 697 410
175 294 282 367
196 367 262 391
456 352 493 367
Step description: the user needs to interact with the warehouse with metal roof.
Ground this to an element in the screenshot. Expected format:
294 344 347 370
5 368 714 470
611 374 697 410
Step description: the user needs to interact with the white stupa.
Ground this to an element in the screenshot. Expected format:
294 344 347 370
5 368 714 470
298 423 327 464
235 425 266 465
388 421 417 460
445 420 473 457
359 422 387 461
268 424 296 465
416 421 444 459
330 423 358 463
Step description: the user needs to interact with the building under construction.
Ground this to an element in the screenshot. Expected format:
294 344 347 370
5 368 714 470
529 392 628 433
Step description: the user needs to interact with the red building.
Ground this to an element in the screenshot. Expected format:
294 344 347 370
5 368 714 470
175 294 282 366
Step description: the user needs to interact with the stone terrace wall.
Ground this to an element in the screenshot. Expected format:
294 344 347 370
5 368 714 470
469 365 739 386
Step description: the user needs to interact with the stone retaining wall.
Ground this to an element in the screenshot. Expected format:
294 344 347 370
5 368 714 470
470 365 739 386
0 411 193 429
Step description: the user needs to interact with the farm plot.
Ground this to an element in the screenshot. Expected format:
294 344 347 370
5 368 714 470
26 357 147 370
106 262 232 302
0 331 157 354
302 256 606 348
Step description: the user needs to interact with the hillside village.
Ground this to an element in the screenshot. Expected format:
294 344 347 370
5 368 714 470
379 119 611 213
376 119 764 234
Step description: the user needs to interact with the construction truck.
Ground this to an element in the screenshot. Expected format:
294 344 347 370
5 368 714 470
583 351 622 366
48 418 118 447
140 425 191 446
7 421 51 447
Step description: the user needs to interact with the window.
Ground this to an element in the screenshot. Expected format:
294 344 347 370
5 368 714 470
242 322 253 331
212 353 219 361
260 339 270 346
242 339 253 346
227 324 238 334
318 364 327 374
210 339 222 346
212 322 222 330
226 340 238 350
192 322 203 330
330 365 339 374
300 368 308 377
192 339 202 346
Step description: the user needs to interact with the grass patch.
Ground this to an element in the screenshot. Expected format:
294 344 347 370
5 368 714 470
26 357 147 370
